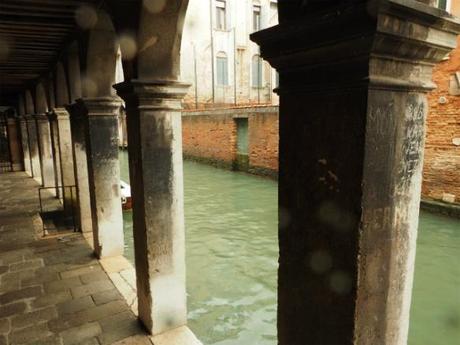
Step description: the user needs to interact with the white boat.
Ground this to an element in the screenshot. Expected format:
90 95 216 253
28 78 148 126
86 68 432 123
120 180 132 210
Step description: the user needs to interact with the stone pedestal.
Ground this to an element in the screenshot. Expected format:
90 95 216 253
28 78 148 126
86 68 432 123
115 80 189 335
50 109 76 214
67 102 93 243
19 117 32 176
77 98 124 258
251 1 460 345
35 114 56 192
25 115 41 184
6 117 24 171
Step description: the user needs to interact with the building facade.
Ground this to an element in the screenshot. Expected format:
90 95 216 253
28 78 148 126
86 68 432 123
180 0 279 107
422 0 460 203
182 0 460 205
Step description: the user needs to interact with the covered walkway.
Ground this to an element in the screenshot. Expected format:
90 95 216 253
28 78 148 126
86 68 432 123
0 1 459 344
0 172 150 345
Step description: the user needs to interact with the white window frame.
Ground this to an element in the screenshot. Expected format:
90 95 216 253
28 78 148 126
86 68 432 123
437 0 452 12
253 4 261 32
216 52 229 86
252 55 263 88
215 0 227 30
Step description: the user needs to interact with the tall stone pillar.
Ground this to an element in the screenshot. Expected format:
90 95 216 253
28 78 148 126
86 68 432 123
76 98 124 258
67 103 93 243
50 109 76 214
25 115 42 184
6 117 24 171
19 117 32 176
115 80 189 335
251 1 460 345
35 115 56 192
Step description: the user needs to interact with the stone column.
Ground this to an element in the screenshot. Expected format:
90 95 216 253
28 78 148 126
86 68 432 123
19 117 32 176
67 102 93 243
50 109 76 214
77 98 124 258
35 115 56 193
115 80 189 335
251 1 460 345
6 117 24 171
48 114 63 199
25 115 42 184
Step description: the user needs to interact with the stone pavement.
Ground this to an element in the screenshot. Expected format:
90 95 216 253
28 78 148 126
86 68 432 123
0 172 152 345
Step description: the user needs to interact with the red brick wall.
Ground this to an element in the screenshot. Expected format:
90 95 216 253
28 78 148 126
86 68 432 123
182 106 279 177
182 114 236 167
248 113 279 174
422 36 460 203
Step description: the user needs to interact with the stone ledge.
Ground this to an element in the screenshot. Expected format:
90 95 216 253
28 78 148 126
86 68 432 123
151 326 202 345
99 256 203 345
420 199 460 218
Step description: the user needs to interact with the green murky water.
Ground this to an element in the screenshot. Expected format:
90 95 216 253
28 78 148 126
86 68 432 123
119 151 460 345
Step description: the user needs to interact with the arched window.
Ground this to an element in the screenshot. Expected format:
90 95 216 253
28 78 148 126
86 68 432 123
252 55 263 88
216 52 228 86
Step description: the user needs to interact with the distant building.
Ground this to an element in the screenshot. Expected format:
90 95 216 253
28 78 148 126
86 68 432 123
180 0 279 108
422 0 460 203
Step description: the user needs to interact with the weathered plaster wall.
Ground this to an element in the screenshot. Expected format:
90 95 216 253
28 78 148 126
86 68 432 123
422 35 460 203
182 106 278 177
180 0 279 107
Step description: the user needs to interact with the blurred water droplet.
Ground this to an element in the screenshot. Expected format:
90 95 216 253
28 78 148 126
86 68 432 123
75 5 98 29
82 76 98 96
329 270 352 295
118 34 138 61
309 250 333 274
143 0 167 14
317 201 355 232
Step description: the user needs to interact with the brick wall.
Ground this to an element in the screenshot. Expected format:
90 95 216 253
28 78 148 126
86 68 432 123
182 106 279 177
422 36 460 203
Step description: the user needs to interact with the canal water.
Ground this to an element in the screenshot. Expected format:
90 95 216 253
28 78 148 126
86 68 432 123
119 151 460 345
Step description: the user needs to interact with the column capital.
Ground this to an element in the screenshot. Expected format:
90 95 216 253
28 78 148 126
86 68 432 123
114 79 190 111
48 108 70 121
33 114 49 122
70 97 122 117
251 0 460 94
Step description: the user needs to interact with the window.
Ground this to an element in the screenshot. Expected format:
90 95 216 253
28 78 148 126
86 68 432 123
216 0 226 30
437 0 451 11
252 55 263 88
216 52 228 86
449 72 460 96
253 4 261 31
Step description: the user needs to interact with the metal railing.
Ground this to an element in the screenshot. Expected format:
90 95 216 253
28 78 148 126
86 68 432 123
38 185 77 236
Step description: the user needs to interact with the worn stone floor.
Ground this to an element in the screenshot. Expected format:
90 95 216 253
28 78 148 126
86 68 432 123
0 172 152 345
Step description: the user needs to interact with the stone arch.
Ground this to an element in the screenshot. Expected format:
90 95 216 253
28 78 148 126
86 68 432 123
67 41 82 102
81 10 118 98
35 83 48 114
55 62 70 106
24 90 35 114
109 0 189 80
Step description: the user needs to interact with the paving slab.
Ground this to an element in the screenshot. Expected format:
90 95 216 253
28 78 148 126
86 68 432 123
0 172 153 344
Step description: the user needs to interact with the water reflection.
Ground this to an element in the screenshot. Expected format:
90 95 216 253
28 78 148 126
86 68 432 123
119 151 460 345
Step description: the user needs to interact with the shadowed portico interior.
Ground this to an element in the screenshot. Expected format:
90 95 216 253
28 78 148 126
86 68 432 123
0 0 459 344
